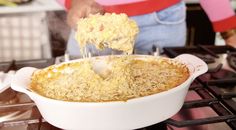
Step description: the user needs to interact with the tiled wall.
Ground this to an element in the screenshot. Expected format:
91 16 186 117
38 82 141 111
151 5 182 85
0 12 51 62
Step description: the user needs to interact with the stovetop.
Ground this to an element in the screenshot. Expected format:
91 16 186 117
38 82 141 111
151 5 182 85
164 45 236 130
1 45 236 130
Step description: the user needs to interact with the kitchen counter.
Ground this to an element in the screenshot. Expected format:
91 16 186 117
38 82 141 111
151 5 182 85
0 0 63 14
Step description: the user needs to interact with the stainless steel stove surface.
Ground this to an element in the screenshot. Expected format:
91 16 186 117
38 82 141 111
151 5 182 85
1 45 236 130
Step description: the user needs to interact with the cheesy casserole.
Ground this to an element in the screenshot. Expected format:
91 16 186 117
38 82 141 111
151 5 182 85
30 56 190 102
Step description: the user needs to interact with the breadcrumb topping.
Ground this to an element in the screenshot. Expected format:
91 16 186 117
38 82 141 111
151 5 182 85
30 56 190 102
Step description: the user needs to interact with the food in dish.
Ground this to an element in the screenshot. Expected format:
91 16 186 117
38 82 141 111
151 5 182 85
29 56 190 102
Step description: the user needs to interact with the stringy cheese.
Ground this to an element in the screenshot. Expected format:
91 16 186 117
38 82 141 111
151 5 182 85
75 13 139 55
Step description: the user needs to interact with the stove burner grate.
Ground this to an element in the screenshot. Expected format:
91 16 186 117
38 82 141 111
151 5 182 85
227 52 236 71
193 54 216 64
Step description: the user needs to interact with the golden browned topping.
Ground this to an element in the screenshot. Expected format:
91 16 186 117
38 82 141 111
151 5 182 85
30 56 189 102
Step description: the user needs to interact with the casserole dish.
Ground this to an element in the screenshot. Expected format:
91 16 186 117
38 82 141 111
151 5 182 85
11 54 208 130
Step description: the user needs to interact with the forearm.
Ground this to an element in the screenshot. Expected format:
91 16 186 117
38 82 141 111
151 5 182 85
200 0 236 32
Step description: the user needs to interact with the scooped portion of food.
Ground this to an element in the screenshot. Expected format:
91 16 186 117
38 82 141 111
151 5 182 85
75 13 139 55
29 56 190 102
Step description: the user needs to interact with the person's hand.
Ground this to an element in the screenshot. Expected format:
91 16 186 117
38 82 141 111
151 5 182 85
225 33 236 48
67 0 104 29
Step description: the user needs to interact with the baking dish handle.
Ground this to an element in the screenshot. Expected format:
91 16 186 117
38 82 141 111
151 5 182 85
175 54 208 79
11 67 37 95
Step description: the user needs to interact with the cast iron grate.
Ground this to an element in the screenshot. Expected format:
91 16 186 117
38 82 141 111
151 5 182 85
227 52 236 71
163 45 236 130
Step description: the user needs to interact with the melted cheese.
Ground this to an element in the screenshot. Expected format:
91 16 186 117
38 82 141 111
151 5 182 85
75 13 139 56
